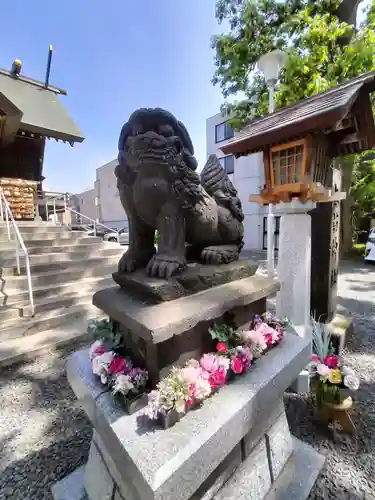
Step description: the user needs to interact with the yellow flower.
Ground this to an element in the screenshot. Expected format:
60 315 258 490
328 368 342 385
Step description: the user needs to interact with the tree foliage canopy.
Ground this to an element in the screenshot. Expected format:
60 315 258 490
212 0 375 129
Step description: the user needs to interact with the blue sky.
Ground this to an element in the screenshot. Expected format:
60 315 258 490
1 0 226 193
0 0 371 193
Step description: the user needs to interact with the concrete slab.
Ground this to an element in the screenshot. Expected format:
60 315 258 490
51 466 87 500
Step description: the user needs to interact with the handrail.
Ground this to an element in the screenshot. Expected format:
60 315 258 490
67 208 118 236
51 205 119 238
0 190 35 316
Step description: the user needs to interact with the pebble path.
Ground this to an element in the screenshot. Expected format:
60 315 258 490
0 260 374 499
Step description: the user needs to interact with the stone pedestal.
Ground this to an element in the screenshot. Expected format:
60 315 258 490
275 201 315 393
52 332 325 500
93 274 279 386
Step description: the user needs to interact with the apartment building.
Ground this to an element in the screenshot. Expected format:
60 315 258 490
94 159 128 230
206 112 280 251
71 188 96 223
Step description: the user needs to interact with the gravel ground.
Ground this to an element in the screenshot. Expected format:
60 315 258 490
0 259 375 500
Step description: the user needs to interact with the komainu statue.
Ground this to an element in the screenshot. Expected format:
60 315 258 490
115 108 244 279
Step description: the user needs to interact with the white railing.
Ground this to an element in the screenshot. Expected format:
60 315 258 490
0 190 35 316
48 203 119 239
65 208 119 238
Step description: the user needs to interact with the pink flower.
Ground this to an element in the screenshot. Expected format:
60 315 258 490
240 329 267 350
231 357 244 375
264 333 273 347
89 341 107 361
200 353 219 373
312 355 321 364
324 355 339 369
209 368 227 389
216 342 227 353
108 357 127 375
181 366 201 385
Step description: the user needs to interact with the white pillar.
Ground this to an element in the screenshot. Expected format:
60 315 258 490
275 200 316 393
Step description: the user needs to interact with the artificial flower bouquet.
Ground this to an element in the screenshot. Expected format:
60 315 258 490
146 314 286 428
90 340 149 414
310 319 359 407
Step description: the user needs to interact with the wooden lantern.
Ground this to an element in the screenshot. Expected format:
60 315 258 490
256 134 334 204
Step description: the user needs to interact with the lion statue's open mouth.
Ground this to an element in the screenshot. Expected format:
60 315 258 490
126 130 184 167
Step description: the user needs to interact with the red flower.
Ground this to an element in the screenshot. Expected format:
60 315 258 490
186 398 193 406
209 368 227 389
91 345 106 360
312 355 320 363
216 342 227 353
324 355 339 369
108 357 127 375
264 333 273 346
231 357 244 375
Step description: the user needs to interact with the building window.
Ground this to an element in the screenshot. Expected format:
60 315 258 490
219 155 234 175
215 121 234 143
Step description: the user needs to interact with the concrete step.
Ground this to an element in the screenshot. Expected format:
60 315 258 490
0 289 100 323
0 254 121 276
0 301 101 341
0 242 121 259
0 312 103 369
0 235 102 249
1 263 117 293
0 224 70 235
0 246 124 267
0 231 96 242
0 275 115 306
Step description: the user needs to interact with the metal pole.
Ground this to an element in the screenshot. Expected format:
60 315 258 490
46 201 49 222
5 208 10 240
267 80 276 278
0 195 3 221
53 199 57 224
94 221 97 236
15 237 20 275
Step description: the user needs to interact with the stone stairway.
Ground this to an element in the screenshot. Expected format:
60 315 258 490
0 222 124 367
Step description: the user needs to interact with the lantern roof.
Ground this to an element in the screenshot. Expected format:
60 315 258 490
221 70 375 158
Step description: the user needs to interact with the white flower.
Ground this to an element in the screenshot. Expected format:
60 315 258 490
194 378 212 400
91 351 113 382
344 374 360 391
216 356 230 371
89 340 105 361
146 390 160 420
112 374 134 396
175 398 186 414
316 363 331 378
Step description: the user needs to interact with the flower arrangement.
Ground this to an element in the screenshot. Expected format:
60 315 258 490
146 313 286 428
310 319 360 406
90 339 149 414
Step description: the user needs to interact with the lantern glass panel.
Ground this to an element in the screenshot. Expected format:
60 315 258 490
271 141 306 186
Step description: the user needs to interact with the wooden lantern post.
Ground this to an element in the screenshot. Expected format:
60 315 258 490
220 70 375 353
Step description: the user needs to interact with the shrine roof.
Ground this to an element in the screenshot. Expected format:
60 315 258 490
0 69 84 144
221 70 375 156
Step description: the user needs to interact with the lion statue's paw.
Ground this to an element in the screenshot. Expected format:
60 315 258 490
118 248 155 273
200 245 239 265
146 253 187 279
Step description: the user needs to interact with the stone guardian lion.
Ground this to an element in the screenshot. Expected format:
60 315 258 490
115 107 244 279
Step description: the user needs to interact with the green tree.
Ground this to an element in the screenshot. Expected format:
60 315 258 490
351 150 375 231
212 0 375 253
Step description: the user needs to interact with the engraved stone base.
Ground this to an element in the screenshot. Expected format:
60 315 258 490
93 275 279 386
58 330 324 500
112 259 259 302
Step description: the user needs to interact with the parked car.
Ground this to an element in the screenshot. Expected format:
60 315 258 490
365 228 375 263
71 224 114 238
103 227 129 245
